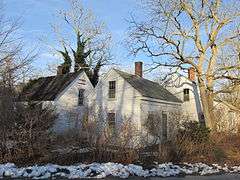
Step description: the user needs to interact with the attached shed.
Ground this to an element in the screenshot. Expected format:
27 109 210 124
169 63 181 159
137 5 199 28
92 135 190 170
19 70 94 134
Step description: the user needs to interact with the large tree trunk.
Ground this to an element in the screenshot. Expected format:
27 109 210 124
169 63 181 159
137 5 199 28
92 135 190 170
198 79 216 129
207 91 216 129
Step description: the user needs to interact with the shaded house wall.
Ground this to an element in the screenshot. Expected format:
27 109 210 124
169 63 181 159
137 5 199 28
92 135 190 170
140 97 182 141
160 73 240 132
165 74 203 122
51 72 94 134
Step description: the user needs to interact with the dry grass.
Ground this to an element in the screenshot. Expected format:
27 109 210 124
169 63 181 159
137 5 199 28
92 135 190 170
2 101 240 167
138 121 240 165
154 132 240 165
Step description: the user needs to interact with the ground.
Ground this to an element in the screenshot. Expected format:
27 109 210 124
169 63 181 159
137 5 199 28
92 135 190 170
1 162 240 179
104 174 240 180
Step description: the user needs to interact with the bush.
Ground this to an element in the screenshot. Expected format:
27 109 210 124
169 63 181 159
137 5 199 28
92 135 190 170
213 147 226 162
0 86 57 165
178 121 211 143
92 120 141 164
164 122 240 165
168 121 211 162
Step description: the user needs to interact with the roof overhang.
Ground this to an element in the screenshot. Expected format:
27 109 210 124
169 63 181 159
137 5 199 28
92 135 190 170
141 96 182 106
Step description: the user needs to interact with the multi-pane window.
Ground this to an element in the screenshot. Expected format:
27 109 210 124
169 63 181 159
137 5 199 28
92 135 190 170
162 111 167 141
109 81 116 98
78 89 85 106
183 88 190 101
107 113 116 130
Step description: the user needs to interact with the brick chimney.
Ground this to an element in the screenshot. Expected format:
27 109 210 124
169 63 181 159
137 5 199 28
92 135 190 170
188 67 195 81
135 61 143 77
57 65 64 75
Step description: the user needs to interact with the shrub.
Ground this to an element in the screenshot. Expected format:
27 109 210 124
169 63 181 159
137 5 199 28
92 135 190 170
171 121 210 161
88 119 141 164
0 86 57 165
213 147 226 162
178 121 211 143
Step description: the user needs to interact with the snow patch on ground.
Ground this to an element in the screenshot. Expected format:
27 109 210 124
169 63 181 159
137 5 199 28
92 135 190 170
0 162 239 179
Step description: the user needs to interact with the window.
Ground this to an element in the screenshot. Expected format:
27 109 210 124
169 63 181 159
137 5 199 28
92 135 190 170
107 113 116 130
78 89 85 106
148 112 154 121
109 81 116 98
199 113 205 122
162 111 167 141
183 88 190 101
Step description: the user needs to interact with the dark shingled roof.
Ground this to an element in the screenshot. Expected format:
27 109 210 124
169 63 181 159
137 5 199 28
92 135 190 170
19 70 84 101
114 69 182 103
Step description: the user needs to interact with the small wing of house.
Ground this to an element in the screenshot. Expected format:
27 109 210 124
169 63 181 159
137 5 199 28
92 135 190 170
19 71 82 102
19 70 94 133
163 70 204 123
20 70 94 104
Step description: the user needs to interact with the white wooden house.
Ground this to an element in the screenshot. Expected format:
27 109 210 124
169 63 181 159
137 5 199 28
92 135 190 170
163 68 204 123
162 68 240 131
20 68 94 134
19 61 239 137
92 62 182 141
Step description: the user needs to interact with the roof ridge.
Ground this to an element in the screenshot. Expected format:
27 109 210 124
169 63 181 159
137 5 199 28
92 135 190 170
19 70 84 101
114 68 182 103
113 68 159 84
32 71 83 81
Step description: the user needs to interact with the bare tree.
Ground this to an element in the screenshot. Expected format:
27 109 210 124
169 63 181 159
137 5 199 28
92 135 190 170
0 3 42 162
215 41 240 112
127 0 240 129
0 5 36 88
50 0 112 86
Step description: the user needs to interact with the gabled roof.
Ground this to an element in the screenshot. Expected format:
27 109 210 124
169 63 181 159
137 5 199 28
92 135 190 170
114 69 182 103
19 70 84 101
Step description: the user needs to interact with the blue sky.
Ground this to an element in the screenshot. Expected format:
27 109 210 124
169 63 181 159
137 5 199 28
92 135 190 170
5 0 150 76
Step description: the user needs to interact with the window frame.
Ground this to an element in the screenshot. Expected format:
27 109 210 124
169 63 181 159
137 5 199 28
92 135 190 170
183 88 190 101
78 89 85 106
108 81 116 99
107 112 116 130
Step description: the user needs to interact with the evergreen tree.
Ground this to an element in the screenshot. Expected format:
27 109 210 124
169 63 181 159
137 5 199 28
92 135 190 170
58 45 72 74
53 0 112 86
